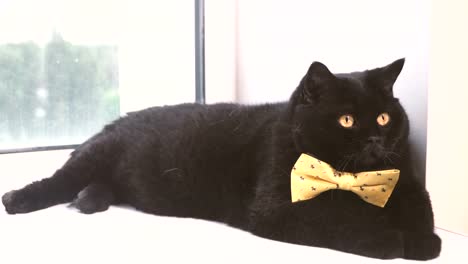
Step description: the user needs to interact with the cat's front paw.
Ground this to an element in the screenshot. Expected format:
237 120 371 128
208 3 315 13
2 190 33 214
403 232 441 260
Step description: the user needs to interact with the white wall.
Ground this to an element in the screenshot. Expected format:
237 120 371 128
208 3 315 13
205 0 237 103
119 0 195 112
426 0 468 236
235 0 430 180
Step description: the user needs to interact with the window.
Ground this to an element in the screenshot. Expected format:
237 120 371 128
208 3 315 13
0 0 201 151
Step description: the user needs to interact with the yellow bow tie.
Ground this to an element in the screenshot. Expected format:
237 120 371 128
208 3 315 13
291 153 400 207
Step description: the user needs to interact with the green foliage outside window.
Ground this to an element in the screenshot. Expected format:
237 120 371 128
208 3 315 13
0 33 119 148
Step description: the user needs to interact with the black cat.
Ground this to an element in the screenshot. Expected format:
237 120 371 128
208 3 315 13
2 59 441 260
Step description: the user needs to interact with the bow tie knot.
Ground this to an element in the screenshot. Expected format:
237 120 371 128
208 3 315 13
291 154 400 207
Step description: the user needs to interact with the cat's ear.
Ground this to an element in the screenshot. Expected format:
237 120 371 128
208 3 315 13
378 58 405 96
301 61 336 103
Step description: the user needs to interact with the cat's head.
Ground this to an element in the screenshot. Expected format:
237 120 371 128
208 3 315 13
289 59 409 172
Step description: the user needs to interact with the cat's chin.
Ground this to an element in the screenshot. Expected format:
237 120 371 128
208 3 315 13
360 156 380 167
355 157 394 172
335 152 392 172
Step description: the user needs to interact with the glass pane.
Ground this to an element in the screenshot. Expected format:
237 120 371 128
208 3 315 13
0 35 120 149
0 0 195 149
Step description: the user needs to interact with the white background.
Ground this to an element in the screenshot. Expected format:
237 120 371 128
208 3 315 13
426 0 468 236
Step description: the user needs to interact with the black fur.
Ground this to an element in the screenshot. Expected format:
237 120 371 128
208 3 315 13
2 59 440 260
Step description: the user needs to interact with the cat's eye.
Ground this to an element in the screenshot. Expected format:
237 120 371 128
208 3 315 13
338 114 354 128
377 112 391 126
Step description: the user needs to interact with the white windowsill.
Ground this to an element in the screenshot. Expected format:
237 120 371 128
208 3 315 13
0 150 467 263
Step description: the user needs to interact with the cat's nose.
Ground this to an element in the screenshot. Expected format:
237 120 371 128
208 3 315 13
367 136 382 144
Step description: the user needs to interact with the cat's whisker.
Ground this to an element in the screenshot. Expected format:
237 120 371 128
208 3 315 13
342 154 357 171
336 152 357 171
336 156 350 171
337 153 357 172
383 154 396 166
337 158 348 171
352 154 359 171
383 156 391 167
385 151 401 159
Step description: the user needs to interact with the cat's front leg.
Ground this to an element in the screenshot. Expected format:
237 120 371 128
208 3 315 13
247 197 405 259
387 183 441 260
402 232 441 260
